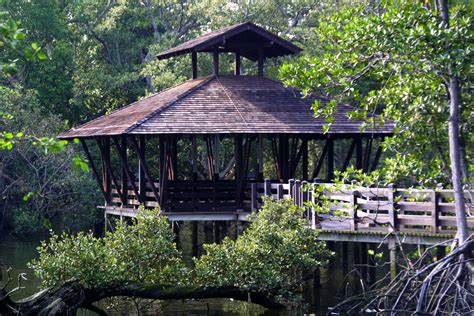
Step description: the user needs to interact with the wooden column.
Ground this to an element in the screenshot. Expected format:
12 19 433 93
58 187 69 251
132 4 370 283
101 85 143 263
356 138 363 170
191 51 198 79
302 137 308 180
370 139 384 171
101 137 112 204
138 135 146 202
80 139 108 201
234 51 241 76
172 136 178 180
213 49 219 76
159 135 168 206
279 134 289 182
257 134 264 181
120 136 127 202
192 135 198 181
326 138 334 181
213 135 219 180
235 134 243 208
257 48 264 76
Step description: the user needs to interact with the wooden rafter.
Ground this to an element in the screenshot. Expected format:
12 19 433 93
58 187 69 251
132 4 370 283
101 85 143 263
96 137 125 205
112 137 141 204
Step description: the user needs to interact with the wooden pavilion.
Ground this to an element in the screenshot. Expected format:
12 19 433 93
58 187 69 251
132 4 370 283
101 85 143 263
59 22 393 220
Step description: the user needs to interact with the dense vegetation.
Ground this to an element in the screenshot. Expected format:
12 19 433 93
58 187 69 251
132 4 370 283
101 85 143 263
25 200 330 313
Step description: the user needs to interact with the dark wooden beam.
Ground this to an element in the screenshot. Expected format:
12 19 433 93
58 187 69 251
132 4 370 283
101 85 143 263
213 49 219 76
120 136 127 202
214 135 219 180
96 137 125 205
138 136 146 201
270 136 281 180
302 137 308 181
370 142 383 172
341 139 357 172
363 137 373 173
312 140 329 179
79 139 107 201
356 138 363 170
327 138 334 181
192 135 198 182
279 134 289 182
112 137 142 204
235 134 243 208
234 51 241 76
257 134 264 181
130 136 160 203
159 135 168 206
257 48 264 76
171 136 178 180
191 51 198 79
101 137 112 203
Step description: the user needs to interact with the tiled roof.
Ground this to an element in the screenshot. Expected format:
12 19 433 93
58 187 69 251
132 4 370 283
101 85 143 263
59 75 393 139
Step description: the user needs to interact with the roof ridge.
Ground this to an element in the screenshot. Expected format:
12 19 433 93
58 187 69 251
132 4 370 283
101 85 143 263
58 77 212 138
126 76 215 134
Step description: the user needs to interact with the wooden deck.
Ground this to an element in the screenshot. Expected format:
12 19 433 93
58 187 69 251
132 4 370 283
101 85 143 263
103 180 474 244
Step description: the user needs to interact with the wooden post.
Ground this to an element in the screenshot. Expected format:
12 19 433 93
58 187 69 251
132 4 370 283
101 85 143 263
235 134 243 208
138 135 146 203
350 191 359 231
234 51 241 76
389 237 398 280
204 221 213 244
431 190 439 233
277 183 284 200
370 142 383 172
172 136 178 180
302 180 308 216
214 222 220 244
251 183 258 211
387 183 398 232
191 51 198 79
214 135 219 180
257 48 264 76
326 138 334 181
342 242 348 267
341 139 357 172
213 49 219 76
279 134 289 181
130 136 160 203
294 180 301 207
264 178 272 197
289 179 295 200
101 137 112 204
356 138 363 170
302 138 308 181
120 136 128 203
257 134 264 181
97 138 125 205
173 221 181 250
360 242 368 280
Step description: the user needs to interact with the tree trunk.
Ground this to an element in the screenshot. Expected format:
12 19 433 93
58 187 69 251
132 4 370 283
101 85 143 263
438 0 469 244
0 281 285 315
448 77 468 244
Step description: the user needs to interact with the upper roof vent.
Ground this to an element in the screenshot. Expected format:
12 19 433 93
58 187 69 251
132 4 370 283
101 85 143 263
156 22 302 78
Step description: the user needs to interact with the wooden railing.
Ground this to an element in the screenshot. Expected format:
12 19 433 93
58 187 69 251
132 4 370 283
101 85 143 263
110 179 474 235
250 179 474 235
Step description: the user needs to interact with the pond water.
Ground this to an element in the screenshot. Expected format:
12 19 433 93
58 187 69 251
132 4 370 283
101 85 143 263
0 239 368 315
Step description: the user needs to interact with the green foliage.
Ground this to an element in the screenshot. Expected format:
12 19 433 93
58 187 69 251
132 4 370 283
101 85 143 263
29 207 187 289
280 1 473 185
13 208 44 236
194 198 332 305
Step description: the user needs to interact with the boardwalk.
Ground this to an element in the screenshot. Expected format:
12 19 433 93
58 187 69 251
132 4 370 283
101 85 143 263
104 179 474 245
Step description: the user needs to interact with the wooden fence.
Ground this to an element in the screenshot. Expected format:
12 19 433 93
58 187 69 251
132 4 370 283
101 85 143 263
251 179 474 235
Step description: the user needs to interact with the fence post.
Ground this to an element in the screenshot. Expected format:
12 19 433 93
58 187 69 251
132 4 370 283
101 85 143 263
350 191 359 231
311 178 323 229
277 184 284 200
302 180 308 218
294 180 301 207
264 178 272 197
387 183 398 232
289 179 295 199
251 182 258 211
431 190 439 233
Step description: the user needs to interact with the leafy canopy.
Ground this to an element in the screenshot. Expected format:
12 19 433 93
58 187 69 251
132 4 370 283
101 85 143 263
280 1 473 185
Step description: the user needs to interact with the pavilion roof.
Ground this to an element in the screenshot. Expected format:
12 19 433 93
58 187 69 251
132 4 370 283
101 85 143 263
156 22 302 61
58 75 394 139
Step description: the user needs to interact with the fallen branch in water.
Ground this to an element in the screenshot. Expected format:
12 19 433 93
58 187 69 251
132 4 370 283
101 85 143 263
0 280 285 315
